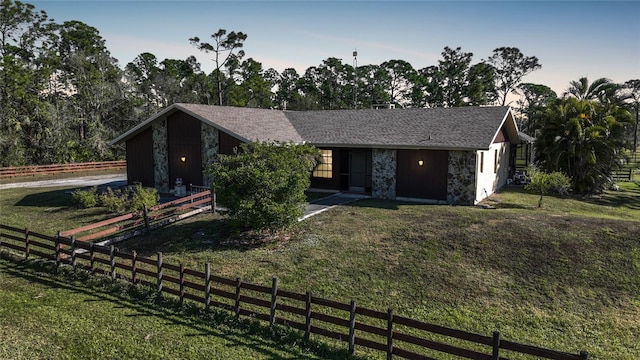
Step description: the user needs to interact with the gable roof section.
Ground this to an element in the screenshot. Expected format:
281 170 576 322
287 106 514 150
111 103 303 145
112 104 517 151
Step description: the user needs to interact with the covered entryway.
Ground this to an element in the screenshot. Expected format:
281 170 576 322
396 149 448 200
349 149 372 193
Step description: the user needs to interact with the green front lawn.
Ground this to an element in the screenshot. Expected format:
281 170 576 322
1 183 639 359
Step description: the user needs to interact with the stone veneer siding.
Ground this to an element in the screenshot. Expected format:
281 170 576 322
447 150 476 205
371 149 396 200
152 119 169 193
201 124 219 187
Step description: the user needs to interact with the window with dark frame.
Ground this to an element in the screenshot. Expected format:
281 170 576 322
313 149 333 178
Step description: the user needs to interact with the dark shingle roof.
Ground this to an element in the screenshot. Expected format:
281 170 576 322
177 103 303 143
286 106 512 150
112 104 515 150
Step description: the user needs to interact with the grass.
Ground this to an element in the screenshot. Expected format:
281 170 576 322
1 182 639 359
0 256 355 360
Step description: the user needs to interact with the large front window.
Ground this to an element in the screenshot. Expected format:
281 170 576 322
313 149 333 178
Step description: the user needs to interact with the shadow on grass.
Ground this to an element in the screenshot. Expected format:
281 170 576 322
14 188 74 207
583 181 640 210
0 254 363 360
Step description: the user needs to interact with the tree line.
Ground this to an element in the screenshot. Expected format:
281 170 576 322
1 0 638 195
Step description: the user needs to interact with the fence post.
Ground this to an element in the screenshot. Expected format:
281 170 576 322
348 300 356 354
24 228 30 259
157 252 163 295
492 331 501 360
212 192 216 214
579 351 589 360
55 232 61 268
131 250 137 283
179 263 185 304
205 263 211 311
386 308 393 360
304 291 312 341
70 236 76 271
110 245 116 281
143 205 151 233
270 276 278 329
234 277 241 318
90 243 95 272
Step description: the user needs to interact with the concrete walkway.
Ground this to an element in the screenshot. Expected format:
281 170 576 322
300 193 369 220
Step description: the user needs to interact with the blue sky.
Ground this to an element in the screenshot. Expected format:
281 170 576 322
33 1 639 101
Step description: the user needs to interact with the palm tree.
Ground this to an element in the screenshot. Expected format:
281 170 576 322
563 77 621 104
535 97 632 194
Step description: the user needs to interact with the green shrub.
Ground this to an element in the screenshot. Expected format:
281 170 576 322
71 187 100 208
100 187 128 214
100 185 159 214
129 185 159 212
209 141 318 232
525 166 572 207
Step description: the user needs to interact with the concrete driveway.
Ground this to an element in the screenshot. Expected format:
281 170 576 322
0 174 127 190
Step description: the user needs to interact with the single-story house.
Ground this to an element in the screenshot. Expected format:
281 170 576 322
111 103 521 205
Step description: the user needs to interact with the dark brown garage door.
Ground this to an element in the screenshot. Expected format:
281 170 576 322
396 150 448 200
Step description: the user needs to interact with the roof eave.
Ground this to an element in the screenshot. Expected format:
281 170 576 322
308 142 484 151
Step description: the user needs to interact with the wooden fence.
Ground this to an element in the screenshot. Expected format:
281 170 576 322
0 161 126 178
59 190 214 243
611 168 634 181
0 224 589 360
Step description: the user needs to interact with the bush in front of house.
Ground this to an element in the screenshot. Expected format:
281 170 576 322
71 187 100 208
209 141 318 232
525 166 572 208
99 185 159 214
107 185 159 214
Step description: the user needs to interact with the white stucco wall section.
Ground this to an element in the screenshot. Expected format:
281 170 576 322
475 142 510 203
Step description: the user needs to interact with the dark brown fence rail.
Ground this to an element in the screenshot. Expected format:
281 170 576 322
59 190 213 242
611 168 633 181
0 224 589 360
0 161 126 178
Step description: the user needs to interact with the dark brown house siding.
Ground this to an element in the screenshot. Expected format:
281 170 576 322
219 130 243 155
493 127 510 143
125 127 154 187
396 149 448 200
167 112 202 187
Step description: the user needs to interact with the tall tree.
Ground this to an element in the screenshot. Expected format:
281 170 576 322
275 68 301 110
622 79 640 151
465 62 497 106
356 64 390 109
485 47 541 106
189 29 247 106
515 83 557 134
56 20 124 160
125 52 160 115
380 59 416 108
0 0 56 165
563 77 620 103
535 97 632 194
226 58 274 108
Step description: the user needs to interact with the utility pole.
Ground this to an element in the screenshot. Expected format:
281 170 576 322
353 50 358 109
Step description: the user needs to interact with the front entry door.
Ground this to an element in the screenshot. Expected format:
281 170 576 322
349 149 371 193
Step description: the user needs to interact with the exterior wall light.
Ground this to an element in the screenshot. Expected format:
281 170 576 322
180 156 186 162
418 159 424 166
